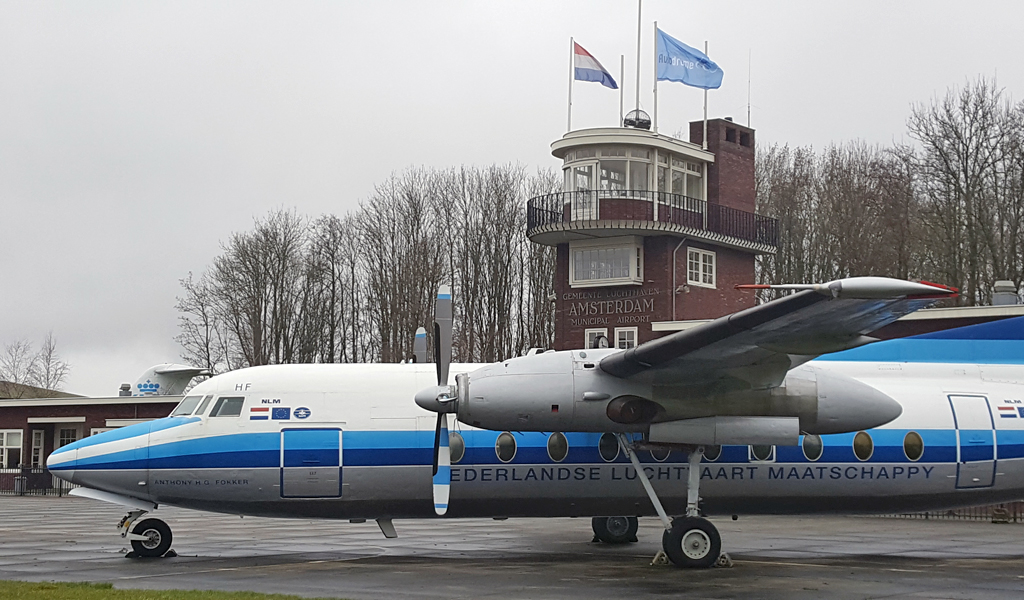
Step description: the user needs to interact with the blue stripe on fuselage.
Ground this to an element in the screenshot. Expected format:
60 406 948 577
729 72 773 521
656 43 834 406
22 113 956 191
51 428 1024 471
817 315 1024 364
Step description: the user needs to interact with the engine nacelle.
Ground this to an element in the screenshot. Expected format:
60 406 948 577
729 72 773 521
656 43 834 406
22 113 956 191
455 349 902 437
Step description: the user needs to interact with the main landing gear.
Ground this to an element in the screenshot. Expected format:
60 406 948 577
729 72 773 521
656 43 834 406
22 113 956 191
118 510 174 558
616 435 723 569
591 516 639 544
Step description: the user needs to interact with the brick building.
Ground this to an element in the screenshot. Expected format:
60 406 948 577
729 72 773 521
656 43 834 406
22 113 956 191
527 115 776 350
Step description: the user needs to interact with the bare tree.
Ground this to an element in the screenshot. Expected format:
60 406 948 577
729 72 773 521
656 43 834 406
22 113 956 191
31 332 71 391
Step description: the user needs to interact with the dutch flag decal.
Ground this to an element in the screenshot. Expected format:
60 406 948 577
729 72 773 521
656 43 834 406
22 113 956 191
250 407 270 420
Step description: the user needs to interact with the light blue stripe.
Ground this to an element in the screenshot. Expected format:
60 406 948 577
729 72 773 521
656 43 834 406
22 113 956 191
818 339 1024 364
49 417 199 456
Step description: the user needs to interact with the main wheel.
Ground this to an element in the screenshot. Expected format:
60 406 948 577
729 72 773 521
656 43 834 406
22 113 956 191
130 518 173 558
662 516 721 568
591 516 638 544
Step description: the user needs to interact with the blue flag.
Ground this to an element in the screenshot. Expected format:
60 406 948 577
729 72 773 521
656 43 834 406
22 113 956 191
656 28 723 90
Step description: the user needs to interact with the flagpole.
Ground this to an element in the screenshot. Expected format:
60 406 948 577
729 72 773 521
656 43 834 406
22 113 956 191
568 37 574 132
634 0 642 112
747 48 752 127
653 21 658 133
619 55 624 126
702 40 708 150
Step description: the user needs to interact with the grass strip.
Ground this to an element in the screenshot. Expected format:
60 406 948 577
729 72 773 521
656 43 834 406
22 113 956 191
0 580 342 600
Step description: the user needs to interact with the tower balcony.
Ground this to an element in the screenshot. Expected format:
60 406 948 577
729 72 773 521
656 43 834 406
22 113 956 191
527 190 778 253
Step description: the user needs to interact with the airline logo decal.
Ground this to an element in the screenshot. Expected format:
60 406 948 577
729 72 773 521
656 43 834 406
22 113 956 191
1001 399 1023 419
294 407 311 419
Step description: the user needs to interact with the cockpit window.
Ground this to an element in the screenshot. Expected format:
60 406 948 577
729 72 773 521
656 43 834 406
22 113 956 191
210 396 245 417
170 396 203 416
194 395 214 416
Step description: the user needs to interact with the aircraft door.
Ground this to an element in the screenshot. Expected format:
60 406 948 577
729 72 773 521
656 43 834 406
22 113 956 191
948 395 996 489
280 428 342 498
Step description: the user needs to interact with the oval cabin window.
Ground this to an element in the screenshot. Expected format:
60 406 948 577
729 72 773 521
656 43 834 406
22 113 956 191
703 445 721 462
750 445 773 462
802 434 823 462
547 432 569 463
853 431 874 461
650 446 671 462
495 432 516 463
598 433 619 462
449 432 465 464
903 431 924 461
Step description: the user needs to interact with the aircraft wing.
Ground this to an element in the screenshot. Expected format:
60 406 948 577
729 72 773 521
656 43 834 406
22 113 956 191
599 277 957 389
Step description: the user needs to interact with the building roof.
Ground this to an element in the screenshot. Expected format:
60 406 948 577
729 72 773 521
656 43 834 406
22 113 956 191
0 395 182 408
0 381 83 400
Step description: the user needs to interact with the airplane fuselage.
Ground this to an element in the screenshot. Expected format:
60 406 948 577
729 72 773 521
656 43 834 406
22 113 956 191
48 359 1024 519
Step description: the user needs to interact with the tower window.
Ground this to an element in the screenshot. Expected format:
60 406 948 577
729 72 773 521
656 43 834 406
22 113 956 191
569 237 644 288
725 127 737 143
686 248 716 288
740 131 751 147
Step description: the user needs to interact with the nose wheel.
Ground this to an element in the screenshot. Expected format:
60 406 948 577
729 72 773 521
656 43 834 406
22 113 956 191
129 518 173 558
118 510 174 558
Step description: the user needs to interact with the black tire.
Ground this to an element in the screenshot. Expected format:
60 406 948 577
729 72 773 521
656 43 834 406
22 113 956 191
591 516 638 544
130 518 173 558
662 516 721 568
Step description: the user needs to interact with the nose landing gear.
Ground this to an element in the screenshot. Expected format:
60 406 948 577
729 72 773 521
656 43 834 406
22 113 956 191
118 510 174 558
615 434 724 569
130 518 173 558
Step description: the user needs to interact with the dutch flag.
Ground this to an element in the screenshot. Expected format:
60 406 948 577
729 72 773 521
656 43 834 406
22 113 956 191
574 42 617 89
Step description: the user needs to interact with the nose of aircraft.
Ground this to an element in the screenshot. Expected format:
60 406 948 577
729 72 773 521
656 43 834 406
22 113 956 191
45 440 78 484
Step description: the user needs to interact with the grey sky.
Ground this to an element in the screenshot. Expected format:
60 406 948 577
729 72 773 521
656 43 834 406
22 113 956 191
2 1 1022 395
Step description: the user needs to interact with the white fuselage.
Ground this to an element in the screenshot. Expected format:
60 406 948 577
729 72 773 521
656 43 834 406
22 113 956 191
48 360 1024 519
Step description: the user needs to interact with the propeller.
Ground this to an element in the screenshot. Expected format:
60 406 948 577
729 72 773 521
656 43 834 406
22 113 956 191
416 285 455 516
413 327 427 363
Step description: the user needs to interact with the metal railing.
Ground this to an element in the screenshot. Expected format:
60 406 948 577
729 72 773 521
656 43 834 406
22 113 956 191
527 190 779 247
886 502 1024 523
0 467 78 496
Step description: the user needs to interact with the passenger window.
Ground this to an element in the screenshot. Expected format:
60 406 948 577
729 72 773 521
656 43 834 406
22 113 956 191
170 396 203 416
210 396 245 417
194 395 214 416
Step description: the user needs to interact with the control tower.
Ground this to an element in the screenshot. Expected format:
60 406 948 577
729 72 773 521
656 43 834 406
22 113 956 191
527 111 778 351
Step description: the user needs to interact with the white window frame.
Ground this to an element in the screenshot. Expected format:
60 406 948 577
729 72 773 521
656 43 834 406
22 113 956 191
585 328 609 349
30 430 44 468
0 429 24 469
569 236 644 288
57 426 81 448
614 327 638 349
90 428 115 436
686 248 717 289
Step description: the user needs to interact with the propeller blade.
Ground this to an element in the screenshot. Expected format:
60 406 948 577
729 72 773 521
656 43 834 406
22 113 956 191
432 413 451 516
433 285 453 386
413 327 427 363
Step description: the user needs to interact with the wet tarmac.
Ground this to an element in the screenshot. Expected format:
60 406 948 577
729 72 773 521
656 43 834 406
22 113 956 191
2 496 1024 599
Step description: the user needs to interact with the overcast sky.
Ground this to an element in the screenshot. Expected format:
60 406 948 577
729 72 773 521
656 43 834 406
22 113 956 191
2 1 1022 396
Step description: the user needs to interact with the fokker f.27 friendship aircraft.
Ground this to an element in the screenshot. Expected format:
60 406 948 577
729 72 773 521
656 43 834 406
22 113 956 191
48 277 1024 568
